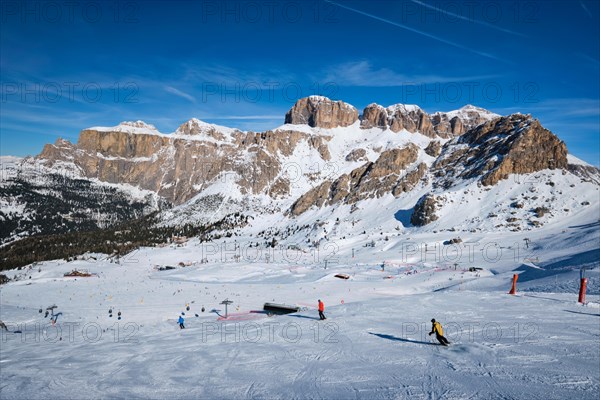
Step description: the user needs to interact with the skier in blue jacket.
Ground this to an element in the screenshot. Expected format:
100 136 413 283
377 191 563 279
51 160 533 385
178 315 185 329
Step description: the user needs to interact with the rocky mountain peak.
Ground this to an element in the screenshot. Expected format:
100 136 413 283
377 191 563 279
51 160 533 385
440 104 500 127
173 118 232 140
458 104 491 112
284 96 359 128
386 103 423 113
175 118 209 134
87 120 161 135
120 120 156 129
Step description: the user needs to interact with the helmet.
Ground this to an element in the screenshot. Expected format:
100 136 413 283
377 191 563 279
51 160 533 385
431 319 436 323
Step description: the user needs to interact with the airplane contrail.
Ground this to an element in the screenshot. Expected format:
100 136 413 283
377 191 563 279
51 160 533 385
325 0 508 63
410 0 527 37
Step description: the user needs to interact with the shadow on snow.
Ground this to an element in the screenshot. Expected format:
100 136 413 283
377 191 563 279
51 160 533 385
368 332 437 346
394 208 414 227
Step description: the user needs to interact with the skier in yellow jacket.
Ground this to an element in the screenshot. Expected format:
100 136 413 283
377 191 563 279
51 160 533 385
429 318 450 346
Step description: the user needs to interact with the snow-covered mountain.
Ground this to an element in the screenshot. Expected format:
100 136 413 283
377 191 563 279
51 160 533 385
1 98 599 399
0 156 163 246
1 96 598 265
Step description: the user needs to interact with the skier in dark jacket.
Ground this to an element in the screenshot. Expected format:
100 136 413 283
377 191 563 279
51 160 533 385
429 318 450 346
178 315 185 329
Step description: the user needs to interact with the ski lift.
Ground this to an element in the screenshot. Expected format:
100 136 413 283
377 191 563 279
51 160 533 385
220 299 233 318
45 305 57 318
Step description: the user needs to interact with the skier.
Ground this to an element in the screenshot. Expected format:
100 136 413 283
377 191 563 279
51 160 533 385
51 312 62 326
429 318 450 346
178 314 185 329
318 299 326 320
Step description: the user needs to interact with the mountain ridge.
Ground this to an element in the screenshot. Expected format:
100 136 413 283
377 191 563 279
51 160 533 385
1 96 598 257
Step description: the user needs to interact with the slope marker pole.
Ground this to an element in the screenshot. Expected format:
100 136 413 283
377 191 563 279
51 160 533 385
508 274 518 295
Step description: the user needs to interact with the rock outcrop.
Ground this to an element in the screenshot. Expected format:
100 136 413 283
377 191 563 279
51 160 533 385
567 162 600 185
361 103 499 138
410 194 442 226
360 103 388 129
424 141 442 157
284 96 359 128
290 145 420 215
345 148 368 162
432 114 568 188
361 103 435 137
431 105 495 137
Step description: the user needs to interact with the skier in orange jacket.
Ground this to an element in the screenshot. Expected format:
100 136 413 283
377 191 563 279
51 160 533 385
318 299 326 320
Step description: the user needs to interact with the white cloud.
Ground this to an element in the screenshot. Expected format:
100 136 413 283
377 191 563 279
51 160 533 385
164 86 196 103
322 60 499 87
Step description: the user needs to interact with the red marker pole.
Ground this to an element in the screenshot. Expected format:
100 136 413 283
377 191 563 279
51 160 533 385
509 274 518 295
578 278 588 304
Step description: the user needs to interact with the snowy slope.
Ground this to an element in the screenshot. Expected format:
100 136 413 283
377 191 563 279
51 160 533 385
0 214 598 399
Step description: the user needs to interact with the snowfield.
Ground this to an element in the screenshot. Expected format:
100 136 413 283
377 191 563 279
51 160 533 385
1 212 598 399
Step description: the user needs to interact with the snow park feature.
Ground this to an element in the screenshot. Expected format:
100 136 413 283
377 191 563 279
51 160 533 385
263 302 301 315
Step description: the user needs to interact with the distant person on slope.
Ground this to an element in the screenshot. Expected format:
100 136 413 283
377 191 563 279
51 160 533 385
178 314 185 329
51 312 62 326
318 299 326 320
429 318 450 346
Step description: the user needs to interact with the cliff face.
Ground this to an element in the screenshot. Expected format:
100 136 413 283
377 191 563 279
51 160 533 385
38 121 332 205
284 96 359 128
361 104 498 138
431 114 568 188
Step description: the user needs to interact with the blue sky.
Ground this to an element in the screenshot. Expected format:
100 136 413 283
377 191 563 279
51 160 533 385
1 0 599 165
